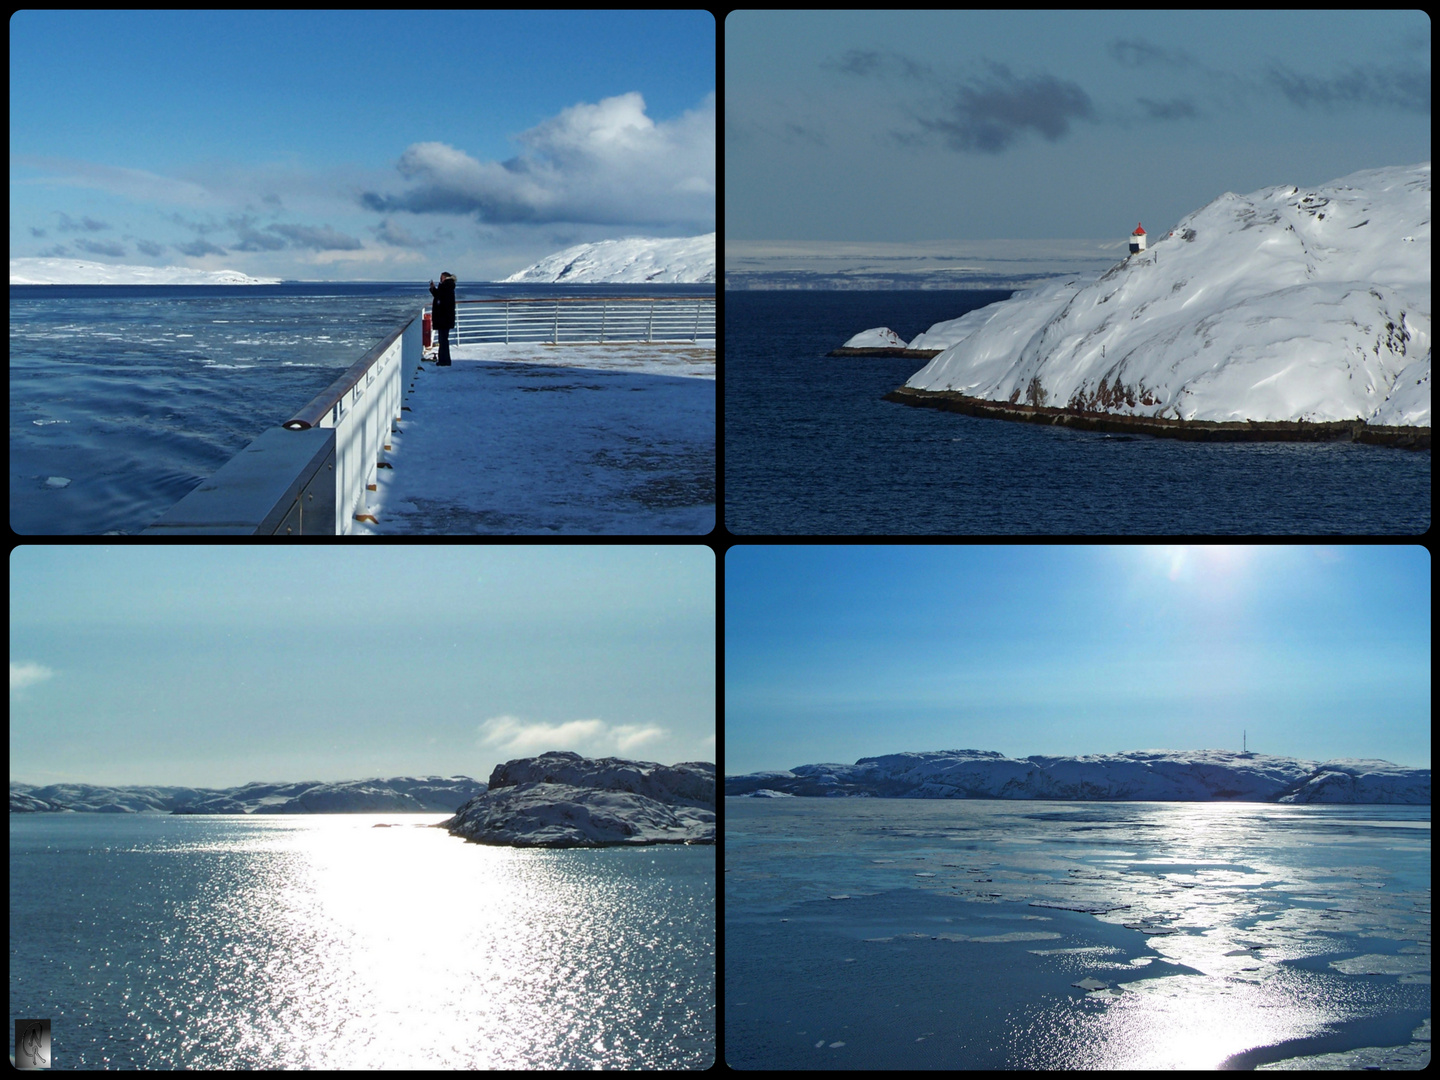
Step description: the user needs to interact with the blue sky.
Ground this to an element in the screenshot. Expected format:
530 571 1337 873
726 10 1429 246
10 11 715 281
725 545 1431 775
10 546 715 788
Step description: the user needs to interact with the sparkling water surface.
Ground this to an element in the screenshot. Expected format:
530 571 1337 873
10 814 714 1069
725 798 1430 1070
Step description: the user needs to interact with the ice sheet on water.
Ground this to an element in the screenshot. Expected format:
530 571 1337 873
727 799 1431 1069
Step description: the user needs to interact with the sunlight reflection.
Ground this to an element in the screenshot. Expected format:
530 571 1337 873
172 815 712 1068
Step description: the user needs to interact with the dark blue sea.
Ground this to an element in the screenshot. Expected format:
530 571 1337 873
10 813 715 1069
724 291 1431 534
10 282 714 534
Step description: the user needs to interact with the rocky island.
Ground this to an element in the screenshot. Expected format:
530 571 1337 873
440 751 716 848
727 749 1430 804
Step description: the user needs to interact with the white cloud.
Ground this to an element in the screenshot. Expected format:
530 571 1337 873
478 714 669 758
10 661 54 692
364 91 715 229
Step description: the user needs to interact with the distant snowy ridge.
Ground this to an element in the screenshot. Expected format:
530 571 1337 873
441 750 716 847
10 258 280 285
9 776 486 814
854 163 1430 426
725 749 1430 804
501 234 715 283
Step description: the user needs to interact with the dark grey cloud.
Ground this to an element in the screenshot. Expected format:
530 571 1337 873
56 212 111 233
1109 38 1196 69
176 239 228 257
829 49 931 81
917 61 1096 153
265 223 363 251
1266 63 1430 114
1138 97 1199 121
1110 36 1430 118
134 239 165 257
227 215 287 252
73 238 125 257
373 218 426 248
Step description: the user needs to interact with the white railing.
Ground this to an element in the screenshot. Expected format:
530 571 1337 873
284 310 421 534
431 296 715 345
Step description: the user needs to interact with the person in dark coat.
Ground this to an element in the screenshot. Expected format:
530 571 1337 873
429 272 457 366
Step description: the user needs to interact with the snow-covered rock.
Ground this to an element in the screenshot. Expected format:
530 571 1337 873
9 789 66 813
900 163 1431 426
8 776 487 814
840 327 908 350
725 749 1430 804
440 751 716 847
10 258 280 285
501 234 715 284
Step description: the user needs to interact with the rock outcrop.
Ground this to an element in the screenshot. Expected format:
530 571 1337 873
441 751 716 847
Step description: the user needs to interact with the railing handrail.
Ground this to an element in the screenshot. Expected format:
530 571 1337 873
284 314 417 430
448 296 714 305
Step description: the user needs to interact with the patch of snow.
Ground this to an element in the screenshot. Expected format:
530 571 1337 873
10 258 280 285
900 163 1431 426
352 344 714 536
501 234 715 283
840 327 907 349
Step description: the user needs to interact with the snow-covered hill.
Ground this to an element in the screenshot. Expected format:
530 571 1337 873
725 749 1430 804
441 751 716 847
856 164 1430 426
10 258 280 285
9 776 486 814
501 234 715 284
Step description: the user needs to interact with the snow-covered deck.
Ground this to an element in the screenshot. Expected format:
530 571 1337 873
351 341 715 534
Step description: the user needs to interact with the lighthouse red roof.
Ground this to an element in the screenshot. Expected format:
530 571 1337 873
1132 223 1146 235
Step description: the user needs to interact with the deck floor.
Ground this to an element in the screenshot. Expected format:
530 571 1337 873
351 342 715 535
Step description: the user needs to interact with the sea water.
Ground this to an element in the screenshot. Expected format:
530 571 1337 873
9 814 714 1069
725 798 1430 1070
724 291 1432 534
9 282 714 534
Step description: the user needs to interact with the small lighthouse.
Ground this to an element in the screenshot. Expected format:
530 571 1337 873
1128 223 1147 255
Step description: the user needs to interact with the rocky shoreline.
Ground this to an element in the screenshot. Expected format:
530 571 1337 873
827 346 943 359
884 385 1431 450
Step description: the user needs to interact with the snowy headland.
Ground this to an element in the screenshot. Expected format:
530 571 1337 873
10 257 280 285
441 751 716 847
840 163 1431 439
501 233 715 284
726 749 1430 805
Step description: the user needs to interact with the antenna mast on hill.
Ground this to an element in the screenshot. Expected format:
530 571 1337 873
1244 729 1246 754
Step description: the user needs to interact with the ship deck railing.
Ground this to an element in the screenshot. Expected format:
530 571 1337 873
431 295 715 345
